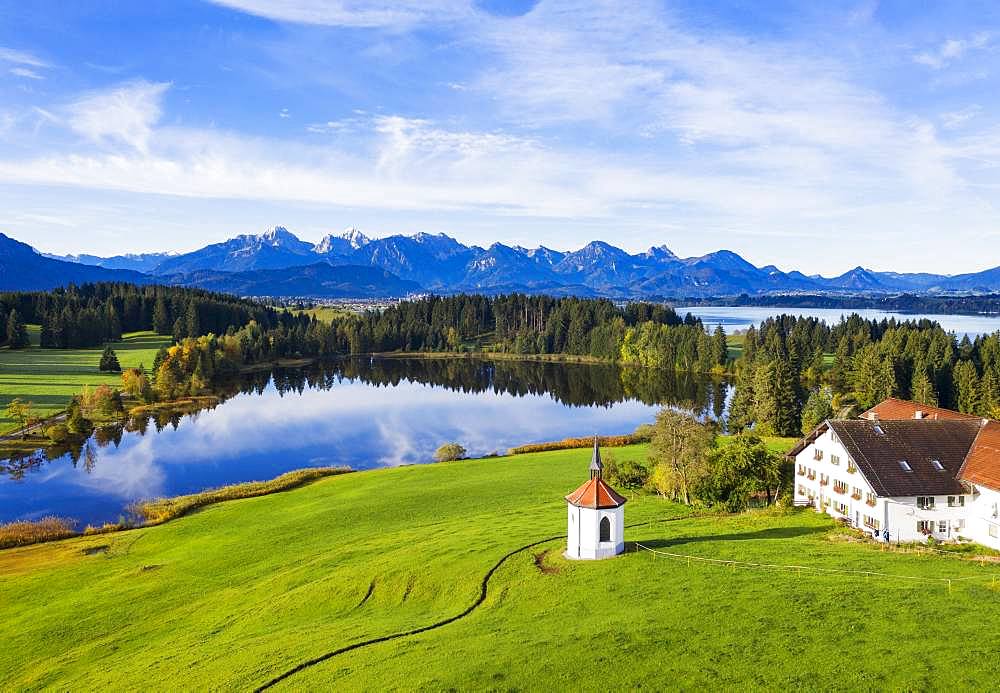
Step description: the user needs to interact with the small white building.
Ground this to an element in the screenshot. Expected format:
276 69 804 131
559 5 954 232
566 439 626 560
791 398 1000 549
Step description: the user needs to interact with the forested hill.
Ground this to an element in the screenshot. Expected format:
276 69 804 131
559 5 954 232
0 283 281 349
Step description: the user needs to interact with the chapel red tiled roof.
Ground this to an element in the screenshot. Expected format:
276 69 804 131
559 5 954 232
860 398 979 422
565 477 627 509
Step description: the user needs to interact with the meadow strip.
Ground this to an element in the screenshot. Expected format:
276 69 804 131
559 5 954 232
124 467 353 527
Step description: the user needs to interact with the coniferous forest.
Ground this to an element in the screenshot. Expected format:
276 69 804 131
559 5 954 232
6 284 1000 442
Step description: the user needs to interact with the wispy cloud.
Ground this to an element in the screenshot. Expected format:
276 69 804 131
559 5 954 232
9 67 44 80
0 46 49 68
206 0 472 28
914 33 991 69
65 80 170 153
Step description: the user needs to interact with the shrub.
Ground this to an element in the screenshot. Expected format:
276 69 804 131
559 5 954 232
0 517 76 550
434 442 467 462
45 423 70 444
508 432 648 455
603 452 649 489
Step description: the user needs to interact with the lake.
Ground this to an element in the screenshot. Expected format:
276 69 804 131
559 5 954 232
677 306 1000 338
0 358 728 527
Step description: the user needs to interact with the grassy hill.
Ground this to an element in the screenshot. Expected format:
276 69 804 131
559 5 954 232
2 444 999 689
0 329 170 433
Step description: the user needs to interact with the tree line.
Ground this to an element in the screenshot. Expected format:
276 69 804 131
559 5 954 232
726 313 1000 437
0 283 283 349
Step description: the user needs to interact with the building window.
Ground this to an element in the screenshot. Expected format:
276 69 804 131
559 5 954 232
917 496 935 510
938 521 948 534
863 515 880 531
990 524 999 539
813 448 824 461
866 492 877 507
899 460 912 472
830 454 839 465
797 464 806 476
948 496 965 508
835 502 848 515
846 459 857 473
931 460 944 472
918 520 933 534
599 516 611 542
833 480 847 494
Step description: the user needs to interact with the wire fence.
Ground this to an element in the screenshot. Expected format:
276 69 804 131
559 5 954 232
632 541 1000 591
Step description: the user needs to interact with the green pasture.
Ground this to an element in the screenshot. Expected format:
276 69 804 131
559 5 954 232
0 329 171 433
2 443 998 690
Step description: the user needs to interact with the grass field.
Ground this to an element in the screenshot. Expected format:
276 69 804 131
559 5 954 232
2 443 999 690
292 306 352 322
0 329 171 434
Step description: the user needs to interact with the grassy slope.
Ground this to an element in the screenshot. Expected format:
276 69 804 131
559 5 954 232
2 444 999 690
0 329 170 433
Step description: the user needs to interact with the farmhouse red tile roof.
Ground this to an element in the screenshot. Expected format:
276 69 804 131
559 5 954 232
861 398 979 422
565 477 627 509
959 420 1000 490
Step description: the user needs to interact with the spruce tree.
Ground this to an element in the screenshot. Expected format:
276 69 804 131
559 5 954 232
152 296 170 334
5 309 30 349
99 345 121 372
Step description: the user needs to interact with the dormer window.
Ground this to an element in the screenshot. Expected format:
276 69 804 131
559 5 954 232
931 460 944 472
874 424 885 435
899 460 912 472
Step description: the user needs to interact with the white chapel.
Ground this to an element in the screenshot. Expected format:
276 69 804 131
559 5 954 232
565 438 627 559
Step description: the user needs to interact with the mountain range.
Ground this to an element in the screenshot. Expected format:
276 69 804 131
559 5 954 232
6 226 1000 299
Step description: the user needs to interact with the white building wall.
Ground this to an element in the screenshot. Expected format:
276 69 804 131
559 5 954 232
963 484 1000 551
567 504 624 559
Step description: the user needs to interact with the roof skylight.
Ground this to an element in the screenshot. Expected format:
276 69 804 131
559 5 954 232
899 460 912 472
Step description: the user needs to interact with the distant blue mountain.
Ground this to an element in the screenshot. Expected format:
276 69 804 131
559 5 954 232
15 226 1000 298
0 233 151 291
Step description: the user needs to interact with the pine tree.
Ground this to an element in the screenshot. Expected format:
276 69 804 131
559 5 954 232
712 325 728 369
185 300 200 338
5 309 30 349
152 296 170 335
953 360 980 414
911 368 938 407
800 388 833 435
99 345 121 372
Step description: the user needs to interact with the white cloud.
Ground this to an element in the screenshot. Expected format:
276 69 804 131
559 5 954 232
914 33 991 69
0 47 49 68
65 79 170 153
9 67 43 80
206 0 472 28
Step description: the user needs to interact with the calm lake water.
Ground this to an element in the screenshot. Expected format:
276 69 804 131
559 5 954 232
677 306 1000 339
0 358 728 527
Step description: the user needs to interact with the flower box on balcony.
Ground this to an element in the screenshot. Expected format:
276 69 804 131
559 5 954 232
807 474 816 481
834 486 846 494
851 493 862 501
866 499 876 507
847 465 857 474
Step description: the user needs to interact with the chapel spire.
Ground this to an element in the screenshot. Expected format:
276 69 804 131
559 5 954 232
589 436 603 480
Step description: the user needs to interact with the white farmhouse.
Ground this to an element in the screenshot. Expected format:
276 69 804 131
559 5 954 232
566 439 626 559
791 398 1000 549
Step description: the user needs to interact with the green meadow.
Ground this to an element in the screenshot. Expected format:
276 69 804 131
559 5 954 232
2 443 999 690
0 329 170 433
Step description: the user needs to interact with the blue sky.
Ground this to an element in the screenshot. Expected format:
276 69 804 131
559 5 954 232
2 1 1000 274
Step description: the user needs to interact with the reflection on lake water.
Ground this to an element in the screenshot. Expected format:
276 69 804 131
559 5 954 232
0 358 729 527
678 306 1000 339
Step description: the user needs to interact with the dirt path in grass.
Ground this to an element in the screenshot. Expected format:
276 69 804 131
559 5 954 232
254 515 704 690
